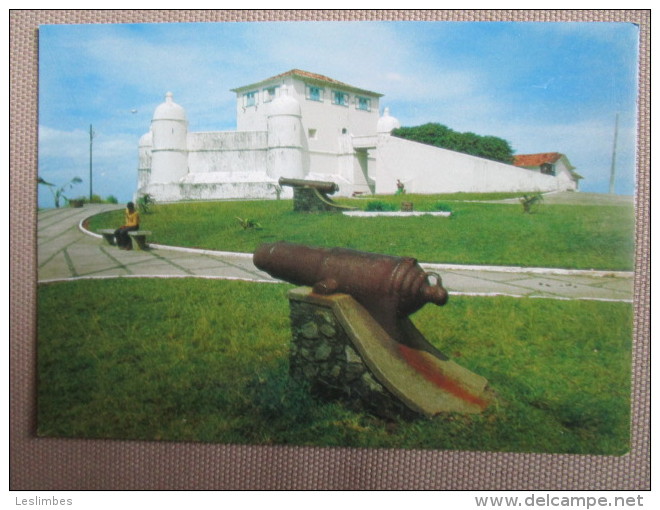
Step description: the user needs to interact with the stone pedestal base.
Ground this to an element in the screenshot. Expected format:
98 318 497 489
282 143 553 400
292 187 355 213
289 289 416 419
288 287 493 420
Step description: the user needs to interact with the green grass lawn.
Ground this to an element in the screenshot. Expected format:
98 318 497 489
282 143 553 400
37 278 632 454
87 194 635 270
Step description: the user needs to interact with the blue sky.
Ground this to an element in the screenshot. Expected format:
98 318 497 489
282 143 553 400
38 21 639 207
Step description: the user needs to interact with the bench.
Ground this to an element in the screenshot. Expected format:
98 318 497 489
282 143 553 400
98 229 117 246
128 230 152 250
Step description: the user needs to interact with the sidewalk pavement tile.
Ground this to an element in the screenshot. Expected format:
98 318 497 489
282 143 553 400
440 271 536 296
39 252 75 281
504 276 631 301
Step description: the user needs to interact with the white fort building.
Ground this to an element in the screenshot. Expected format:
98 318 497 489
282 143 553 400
136 69 580 202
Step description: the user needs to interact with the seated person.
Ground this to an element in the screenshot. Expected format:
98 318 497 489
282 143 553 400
114 202 140 250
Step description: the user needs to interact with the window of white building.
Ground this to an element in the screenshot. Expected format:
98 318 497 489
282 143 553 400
540 163 556 176
332 91 349 107
308 128 318 140
244 90 258 107
356 96 371 111
263 86 279 103
306 85 324 102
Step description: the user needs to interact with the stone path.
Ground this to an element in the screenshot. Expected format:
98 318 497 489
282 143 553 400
37 204 634 303
37 204 272 284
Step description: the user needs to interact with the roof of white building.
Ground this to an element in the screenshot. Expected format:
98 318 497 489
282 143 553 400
231 69 384 98
514 152 582 180
514 152 577 170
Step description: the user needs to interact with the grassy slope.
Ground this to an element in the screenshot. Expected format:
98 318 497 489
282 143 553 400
87 195 635 270
37 278 632 454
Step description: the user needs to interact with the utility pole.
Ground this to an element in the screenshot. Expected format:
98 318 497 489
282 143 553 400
89 124 95 201
608 113 619 195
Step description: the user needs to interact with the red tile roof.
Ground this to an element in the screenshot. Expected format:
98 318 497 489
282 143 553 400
231 69 383 97
514 152 581 179
270 69 351 86
513 152 563 168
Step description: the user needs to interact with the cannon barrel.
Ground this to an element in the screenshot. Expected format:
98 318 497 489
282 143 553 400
253 242 448 341
278 177 339 195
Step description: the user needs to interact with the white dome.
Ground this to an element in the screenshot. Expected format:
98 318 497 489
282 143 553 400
377 107 401 134
139 131 152 147
153 92 187 122
268 86 301 116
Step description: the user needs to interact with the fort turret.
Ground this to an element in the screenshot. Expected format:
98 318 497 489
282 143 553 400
150 92 189 184
266 86 305 182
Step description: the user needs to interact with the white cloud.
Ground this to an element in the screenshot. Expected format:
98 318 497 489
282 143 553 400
38 125 139 207
38 125 89 160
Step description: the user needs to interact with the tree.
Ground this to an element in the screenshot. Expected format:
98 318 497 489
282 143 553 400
38 176 83 208
477 135 515 164
391 123 514 164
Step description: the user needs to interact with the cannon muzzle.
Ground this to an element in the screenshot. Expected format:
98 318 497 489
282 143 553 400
254 242 448 345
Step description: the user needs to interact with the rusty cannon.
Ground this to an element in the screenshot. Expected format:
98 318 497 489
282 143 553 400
253 242 494 417
253 241 448 348
253 241 492 417
277 177 355 213
278 177 339 195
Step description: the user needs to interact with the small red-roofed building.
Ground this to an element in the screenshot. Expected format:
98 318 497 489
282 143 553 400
513 153 582 191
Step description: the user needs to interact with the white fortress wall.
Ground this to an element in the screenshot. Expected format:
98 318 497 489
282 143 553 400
137 136 152 190
375 136 567 194
143 181 280 202
304 135 376 196
554 161 579 191
187 131 268 176
556 170 578 191
306 151 339 176
352 149 376 194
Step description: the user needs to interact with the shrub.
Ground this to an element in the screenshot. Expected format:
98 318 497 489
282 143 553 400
38 176 83 208
137 194 155 214
236 217 262 230
365 200 397 212
520 192 544 214
432 202 453 213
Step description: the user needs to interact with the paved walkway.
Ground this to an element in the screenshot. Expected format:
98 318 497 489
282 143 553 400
37 204 634 303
